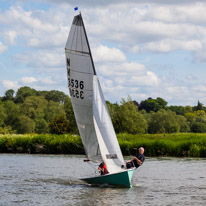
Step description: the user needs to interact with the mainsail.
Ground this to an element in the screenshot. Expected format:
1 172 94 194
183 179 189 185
65 14 125 173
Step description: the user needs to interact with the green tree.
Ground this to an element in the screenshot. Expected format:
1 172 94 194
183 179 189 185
49 114 69 134
45 101 65 122
40 90 68 103
0 101 6 127
185 112 197 125
191 122 206 133
193 101 204 111
21 96 48 119
156 97 167 109
2 89 15 101
176 115 190 132
185 105 193 113
20 96 49 133
64 97 78 133
15 86 37 103
106 101 122 133
148 109 180 134
139 97 167 112
35 118 49 133
17 115 35 133
118 99 147 134
3 100 20 130
167 106 186 115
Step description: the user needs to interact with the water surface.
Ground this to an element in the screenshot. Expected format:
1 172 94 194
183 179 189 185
0 154 205 205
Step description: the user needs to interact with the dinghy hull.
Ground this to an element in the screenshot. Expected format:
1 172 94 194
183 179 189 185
80 168 135 188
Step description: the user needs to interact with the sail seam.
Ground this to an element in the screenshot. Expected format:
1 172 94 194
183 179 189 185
65 49 90 55
67 69 93 75
72 102 92 108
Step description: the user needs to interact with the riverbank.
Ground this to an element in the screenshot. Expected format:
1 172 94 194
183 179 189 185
0 133 205 157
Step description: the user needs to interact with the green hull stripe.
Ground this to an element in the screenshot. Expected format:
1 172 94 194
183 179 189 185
80 169 135 188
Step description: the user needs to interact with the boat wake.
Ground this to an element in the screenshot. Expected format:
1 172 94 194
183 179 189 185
132 183 142 187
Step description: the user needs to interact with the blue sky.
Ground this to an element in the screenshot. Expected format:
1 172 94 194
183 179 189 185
1 0 206 106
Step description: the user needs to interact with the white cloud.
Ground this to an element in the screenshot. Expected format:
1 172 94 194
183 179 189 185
131 71 159 86
0 42 8 53
39 76 55 85
93 45 126 63
99 62 146 77
20 76 37 84
143 39 202 52
1 1 206 106
4 30 17 45
15 52 64 69
2 80 19 90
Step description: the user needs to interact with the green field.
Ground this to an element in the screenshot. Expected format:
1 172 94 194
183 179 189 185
0 133 206 157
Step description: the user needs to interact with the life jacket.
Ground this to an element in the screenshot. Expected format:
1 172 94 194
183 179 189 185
101 163 108 175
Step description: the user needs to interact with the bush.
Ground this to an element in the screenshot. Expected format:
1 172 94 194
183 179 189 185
191 122 206 133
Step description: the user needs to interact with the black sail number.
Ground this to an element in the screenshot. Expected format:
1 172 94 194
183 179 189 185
69 88 84 99
68 78 84 99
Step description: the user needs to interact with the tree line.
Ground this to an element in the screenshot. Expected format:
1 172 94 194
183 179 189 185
0 86 206 134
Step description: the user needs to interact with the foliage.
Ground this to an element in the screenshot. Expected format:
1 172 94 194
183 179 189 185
0 126 16 134
15 86 37 103
39 90 68 103
0 102 6 127
139 97 167 112
176 115 190 132
17 115 35 134
0 86 206 135
148 109 180 133
3 100 20 130
64 97 78 134
190 122 206 133
118 99 147 134
0 133 205 157
167 105 186 115
1 89 15 101
49 114 69 134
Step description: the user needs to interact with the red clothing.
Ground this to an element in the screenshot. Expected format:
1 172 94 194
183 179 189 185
99 162 108 175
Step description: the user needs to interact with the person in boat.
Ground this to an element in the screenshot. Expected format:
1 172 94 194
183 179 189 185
126 147 145 169
98 162 109 175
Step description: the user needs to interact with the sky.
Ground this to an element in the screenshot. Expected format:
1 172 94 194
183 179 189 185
0 0 206 106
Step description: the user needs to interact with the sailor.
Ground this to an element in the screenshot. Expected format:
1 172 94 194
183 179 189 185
98 162 108 175
126 147 145 169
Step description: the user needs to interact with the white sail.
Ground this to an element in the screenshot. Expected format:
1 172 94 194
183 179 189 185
65 14 100 161
93 76 125 173
65 14 125 173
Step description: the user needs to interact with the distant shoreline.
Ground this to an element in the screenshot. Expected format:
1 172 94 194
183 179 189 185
0 133 205 157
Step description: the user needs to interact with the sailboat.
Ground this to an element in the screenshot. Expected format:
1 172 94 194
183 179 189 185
65 13 135 187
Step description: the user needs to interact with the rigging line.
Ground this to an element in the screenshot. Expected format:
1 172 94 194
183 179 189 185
87 162 99 174
80 18 84 55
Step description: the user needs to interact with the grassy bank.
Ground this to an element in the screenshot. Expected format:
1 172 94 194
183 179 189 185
0 133 206 157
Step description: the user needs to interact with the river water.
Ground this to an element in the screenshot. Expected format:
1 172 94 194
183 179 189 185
0 154 205 206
